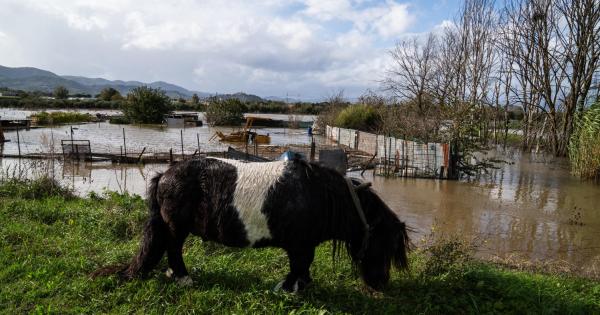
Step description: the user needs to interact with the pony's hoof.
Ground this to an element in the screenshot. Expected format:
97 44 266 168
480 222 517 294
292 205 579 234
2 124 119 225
176 276 193 286
165 268 174 278
273 279 310 294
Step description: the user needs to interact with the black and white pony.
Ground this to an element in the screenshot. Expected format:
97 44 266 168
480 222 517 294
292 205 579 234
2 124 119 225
107 157 410 292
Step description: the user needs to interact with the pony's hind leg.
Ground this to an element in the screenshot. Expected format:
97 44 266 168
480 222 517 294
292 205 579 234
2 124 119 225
165 230 192 286
276 247 315 293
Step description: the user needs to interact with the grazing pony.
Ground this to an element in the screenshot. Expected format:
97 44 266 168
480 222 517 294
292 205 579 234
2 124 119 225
115 158 410 292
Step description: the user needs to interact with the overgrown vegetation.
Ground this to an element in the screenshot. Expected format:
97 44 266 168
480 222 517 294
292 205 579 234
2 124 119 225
122 86 171 124
205 97 245 126
31 111 95 125
334 104 379 132
569 101 600 180
0 179 598 313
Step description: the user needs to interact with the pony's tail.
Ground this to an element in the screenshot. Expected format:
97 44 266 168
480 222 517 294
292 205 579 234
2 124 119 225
122 173 168 279
393 221 411 270
92 173 168 279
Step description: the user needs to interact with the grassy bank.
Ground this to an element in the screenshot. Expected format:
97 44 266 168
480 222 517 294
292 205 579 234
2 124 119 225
1 179 599 314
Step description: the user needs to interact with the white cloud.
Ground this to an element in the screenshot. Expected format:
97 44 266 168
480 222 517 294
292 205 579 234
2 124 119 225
372 3 415 38
0 0 426 99
302 0 353 21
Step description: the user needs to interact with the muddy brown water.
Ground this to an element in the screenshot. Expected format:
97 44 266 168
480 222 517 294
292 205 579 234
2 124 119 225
1 109 599 275
360 150 600 276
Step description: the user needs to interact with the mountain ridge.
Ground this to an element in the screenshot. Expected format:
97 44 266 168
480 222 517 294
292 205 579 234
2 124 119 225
0 65 213 99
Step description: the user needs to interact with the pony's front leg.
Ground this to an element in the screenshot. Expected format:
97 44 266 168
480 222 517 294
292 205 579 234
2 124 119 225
165 230 192 286
275 247 315 293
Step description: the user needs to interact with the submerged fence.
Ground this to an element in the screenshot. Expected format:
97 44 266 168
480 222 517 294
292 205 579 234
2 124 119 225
325 125 453 179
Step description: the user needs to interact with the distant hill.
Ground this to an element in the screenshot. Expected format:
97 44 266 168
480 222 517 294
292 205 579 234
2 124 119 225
211 92 264 103
0 65 211 99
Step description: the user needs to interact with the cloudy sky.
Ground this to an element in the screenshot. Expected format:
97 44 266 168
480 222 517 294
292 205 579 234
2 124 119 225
0 0 459 100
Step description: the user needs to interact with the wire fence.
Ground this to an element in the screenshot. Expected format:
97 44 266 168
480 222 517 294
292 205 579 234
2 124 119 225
325 125 452 179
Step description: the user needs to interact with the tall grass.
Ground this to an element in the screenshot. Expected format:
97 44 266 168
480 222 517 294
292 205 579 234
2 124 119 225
569 101 600 180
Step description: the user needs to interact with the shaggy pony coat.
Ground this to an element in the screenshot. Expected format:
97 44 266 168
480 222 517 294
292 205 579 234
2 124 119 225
114 157 410 292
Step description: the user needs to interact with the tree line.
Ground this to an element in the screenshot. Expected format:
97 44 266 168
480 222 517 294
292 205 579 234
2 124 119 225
381 0 599 157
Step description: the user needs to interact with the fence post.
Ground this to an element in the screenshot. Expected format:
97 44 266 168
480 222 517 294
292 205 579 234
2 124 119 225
122 128 126 158
197 133 200 153
16 127 21 158
180 129 185 160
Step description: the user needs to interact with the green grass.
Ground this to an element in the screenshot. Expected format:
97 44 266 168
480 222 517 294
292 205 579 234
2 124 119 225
1 180 599 314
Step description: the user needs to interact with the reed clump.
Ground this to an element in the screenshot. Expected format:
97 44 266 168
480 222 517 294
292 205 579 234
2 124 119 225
569 101 600 180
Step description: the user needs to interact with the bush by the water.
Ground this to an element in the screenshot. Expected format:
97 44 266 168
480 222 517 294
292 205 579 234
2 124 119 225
205 97 245 126
122 86 171 124
0 181 598 313
334 104 380 132
31 111 94 125
569 101 600 180
108 116 131 125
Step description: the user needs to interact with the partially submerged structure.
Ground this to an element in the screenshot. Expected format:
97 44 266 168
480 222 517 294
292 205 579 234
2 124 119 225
164 113 203 128
212 116 271 144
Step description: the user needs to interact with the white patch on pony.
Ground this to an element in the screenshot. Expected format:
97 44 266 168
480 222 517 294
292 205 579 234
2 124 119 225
210 158 288 245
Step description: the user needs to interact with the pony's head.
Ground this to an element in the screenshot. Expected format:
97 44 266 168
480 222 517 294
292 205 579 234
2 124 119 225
348 180 410 290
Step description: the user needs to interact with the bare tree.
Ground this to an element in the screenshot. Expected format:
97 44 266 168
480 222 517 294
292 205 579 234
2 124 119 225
432 0 499 145
384 33 438 114
500 0 600 156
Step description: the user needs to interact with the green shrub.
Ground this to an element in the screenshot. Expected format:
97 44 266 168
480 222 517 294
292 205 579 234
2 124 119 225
569 101 600 180
122 86 170 124
108 116 131 124
31 111 94 125
422 237 473 278
334 104 380 131
205 97 245 126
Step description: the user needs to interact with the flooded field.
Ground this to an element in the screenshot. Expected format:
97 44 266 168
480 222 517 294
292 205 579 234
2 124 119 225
1 109 599 276
0 109 316 155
